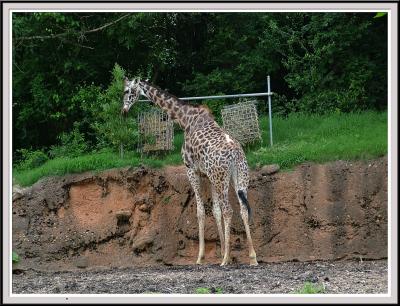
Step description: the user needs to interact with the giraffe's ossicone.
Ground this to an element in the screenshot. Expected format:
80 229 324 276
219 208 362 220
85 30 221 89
122 77 258 266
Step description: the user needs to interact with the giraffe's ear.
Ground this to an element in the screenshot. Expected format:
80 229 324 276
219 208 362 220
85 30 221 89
124 77 129 85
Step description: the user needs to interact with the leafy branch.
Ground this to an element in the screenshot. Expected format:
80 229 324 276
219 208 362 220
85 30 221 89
15 13 131 42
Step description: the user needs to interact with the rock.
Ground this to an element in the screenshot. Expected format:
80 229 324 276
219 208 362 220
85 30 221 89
271 281 281 288
177 240 185 250
138 204 150 212
163 167 189 194
75 256 88 268
12 185 31 201
260 164 280 176
310 276 319 283
131 232 155 252
300 271 319 283
115 210 132 221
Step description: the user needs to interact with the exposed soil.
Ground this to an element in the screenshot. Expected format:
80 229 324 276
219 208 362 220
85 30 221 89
12 259 388 294
12 157 388 272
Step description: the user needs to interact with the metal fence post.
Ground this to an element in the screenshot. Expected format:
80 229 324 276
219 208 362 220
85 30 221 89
267 75 273 147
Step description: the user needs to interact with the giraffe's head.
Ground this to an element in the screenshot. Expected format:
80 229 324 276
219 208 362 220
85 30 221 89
122 77 142 114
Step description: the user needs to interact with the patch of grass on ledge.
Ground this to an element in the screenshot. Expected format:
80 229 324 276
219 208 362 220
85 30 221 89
13 151 183 187
13 152 136 187
247 110 388 170
13 111 387 187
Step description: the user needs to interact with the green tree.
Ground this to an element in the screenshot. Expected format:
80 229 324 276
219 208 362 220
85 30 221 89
267 12 387 113
86 64 142 156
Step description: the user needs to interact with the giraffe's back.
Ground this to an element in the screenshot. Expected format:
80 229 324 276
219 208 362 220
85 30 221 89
183 121 248 184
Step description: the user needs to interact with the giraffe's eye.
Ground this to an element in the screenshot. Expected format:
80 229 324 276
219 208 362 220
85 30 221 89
124 90 129 94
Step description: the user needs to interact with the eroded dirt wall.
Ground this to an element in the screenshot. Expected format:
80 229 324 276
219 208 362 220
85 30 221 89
12 157 387 271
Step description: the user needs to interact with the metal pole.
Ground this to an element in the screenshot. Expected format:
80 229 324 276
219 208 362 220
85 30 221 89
137 85 275 145
267 75 273 147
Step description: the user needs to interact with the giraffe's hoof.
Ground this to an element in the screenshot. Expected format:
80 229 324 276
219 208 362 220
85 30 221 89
196 258 204 265
250 259 259 266
220 258 231 266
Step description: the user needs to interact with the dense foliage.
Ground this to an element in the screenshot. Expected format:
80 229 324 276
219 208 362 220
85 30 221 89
12 12 387 163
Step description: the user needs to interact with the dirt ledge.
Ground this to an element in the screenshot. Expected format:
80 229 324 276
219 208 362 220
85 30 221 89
12 156 388 271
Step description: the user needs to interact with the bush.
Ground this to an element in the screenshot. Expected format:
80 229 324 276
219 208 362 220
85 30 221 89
16 148 49 170
70 84 103 146
49 123 89 158
89 63 141 153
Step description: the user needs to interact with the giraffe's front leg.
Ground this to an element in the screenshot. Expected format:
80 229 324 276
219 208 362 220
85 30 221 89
220 205 233 266
186 168 205 265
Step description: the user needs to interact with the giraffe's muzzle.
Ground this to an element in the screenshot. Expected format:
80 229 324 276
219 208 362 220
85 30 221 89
122 105 129 114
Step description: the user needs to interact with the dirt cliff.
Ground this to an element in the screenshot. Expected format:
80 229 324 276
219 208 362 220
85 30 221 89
12 156 388 271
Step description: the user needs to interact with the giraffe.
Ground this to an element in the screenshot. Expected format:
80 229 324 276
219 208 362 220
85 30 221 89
122 77 258 266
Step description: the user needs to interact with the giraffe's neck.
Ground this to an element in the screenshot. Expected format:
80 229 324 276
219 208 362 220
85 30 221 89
138 81 213 131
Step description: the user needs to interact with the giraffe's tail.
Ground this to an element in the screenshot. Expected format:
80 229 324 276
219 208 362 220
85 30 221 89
237 190 253 224
230 149 252 223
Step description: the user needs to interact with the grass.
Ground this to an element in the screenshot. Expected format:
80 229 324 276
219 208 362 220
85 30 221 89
13 111 387 187
12 251 20 263
294 282 326 294
195 287 223 294
163 195 172 204
13 149 183 187
247 111 387 170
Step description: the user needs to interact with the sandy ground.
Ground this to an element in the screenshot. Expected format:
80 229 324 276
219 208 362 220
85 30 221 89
12 259 387 294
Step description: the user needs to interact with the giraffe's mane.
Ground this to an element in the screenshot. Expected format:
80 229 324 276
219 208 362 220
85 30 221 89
141 80 182 103
141 80 214 118
196 104 214 117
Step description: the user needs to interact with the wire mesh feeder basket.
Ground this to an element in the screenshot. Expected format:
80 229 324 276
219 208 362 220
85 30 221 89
221 99 261 145
137 108 174 154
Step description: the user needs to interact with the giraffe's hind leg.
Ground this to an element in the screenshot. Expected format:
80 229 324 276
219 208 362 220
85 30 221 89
211 186 225 258
209 170 233 266
233 154 258 265
237 190 258 266
214 184 232 266
220 198 233 266
186 167 205 265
